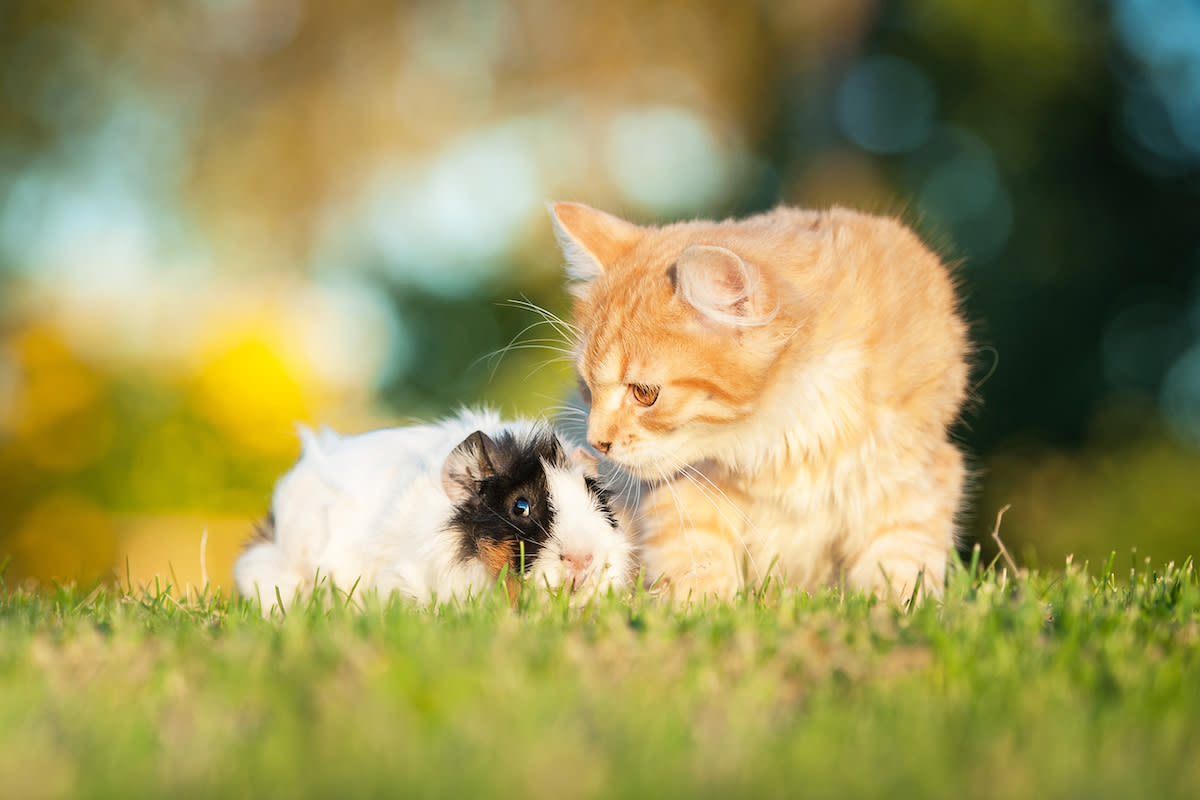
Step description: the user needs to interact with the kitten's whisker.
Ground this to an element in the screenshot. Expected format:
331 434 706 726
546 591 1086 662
628 473 646 569
490 319 565 360
611 467 643 525
654 463 700 587
677 468 764 585
501 335 575 348
475 315 577 378
659 452 765 585
676 461 759 530
506 296 581 335
521 358 576 383
503 297 580 344
488 342 576 357
623 470 640 505
540 404 588 418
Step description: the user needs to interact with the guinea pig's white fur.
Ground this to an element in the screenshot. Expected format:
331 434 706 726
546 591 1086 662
234 409 635 616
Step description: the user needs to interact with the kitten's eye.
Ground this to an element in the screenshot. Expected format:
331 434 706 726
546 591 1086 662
630 383 660 407
511 497 531 517
578 378 592 405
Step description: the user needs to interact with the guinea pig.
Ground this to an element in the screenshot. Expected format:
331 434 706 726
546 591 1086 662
233 408 635 616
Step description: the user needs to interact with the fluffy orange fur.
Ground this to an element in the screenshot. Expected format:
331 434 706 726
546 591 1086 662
549 202 970 603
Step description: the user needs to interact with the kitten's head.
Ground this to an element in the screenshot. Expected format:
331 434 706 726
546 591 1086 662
549 201 812 479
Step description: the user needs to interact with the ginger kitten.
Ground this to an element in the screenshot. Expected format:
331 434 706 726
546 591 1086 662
549 202 970 603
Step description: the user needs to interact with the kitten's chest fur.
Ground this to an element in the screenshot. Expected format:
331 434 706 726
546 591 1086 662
696 336 961 591
712 429 897 588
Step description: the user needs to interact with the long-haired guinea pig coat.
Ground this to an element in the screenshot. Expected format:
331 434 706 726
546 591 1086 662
234 409 634 614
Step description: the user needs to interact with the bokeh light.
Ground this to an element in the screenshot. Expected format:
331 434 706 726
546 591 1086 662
1 0 1198 591
606 106 742 216
836 56 937 155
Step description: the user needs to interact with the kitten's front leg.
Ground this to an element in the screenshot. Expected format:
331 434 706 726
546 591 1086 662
845 535 948 605
636 474 748 602
846 441 963 605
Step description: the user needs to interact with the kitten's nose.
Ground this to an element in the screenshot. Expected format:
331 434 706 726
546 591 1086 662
591 440 611 454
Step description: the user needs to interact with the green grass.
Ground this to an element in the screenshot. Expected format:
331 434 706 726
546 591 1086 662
2 554 1198 799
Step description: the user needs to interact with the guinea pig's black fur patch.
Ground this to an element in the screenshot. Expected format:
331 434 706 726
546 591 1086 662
250 508 275 544
584 475 619 529
450 428 570 575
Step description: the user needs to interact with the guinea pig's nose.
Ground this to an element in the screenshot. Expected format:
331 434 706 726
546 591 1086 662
590 440 611 455
561 552 594 573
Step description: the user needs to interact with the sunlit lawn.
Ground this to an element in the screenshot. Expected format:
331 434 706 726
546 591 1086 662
1 553 1197 799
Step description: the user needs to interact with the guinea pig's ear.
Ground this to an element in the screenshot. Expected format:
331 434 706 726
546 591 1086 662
441 431 502 505
569 446 600 478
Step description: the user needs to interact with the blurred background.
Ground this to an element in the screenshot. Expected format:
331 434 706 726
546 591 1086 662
1 0 1197 593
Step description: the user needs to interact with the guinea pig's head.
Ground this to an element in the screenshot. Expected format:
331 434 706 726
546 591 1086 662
441 427 634 600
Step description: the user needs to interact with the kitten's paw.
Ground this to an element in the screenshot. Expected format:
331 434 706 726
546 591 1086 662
650 561 741 603
848 551 946 608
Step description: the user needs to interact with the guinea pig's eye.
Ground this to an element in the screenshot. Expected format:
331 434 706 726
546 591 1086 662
511 497 531 517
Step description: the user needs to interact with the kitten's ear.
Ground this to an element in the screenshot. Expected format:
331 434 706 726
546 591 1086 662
548 202 642 291
675 244 774 328
441 431 503 505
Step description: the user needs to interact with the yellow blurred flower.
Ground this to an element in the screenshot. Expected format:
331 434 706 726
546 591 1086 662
9 494 117 584
0 326 113 471
193 330 313 458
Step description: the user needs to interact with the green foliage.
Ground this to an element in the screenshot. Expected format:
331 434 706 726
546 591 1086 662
2 557 1197 799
